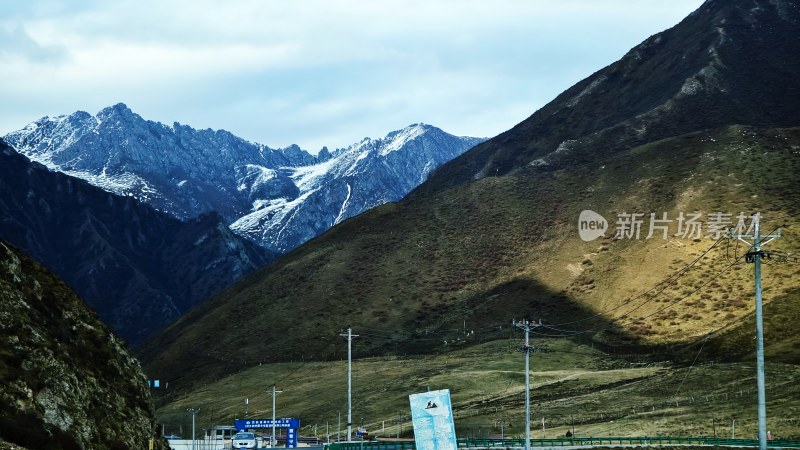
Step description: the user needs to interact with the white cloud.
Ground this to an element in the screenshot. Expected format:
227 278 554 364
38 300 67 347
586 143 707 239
1 0 705 152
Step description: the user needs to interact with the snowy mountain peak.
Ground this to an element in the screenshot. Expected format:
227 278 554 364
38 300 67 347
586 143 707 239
381 123 430 156
5 105 485 253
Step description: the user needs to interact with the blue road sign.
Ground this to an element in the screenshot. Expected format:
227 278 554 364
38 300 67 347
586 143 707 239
235 418 300 429
234 418 300 447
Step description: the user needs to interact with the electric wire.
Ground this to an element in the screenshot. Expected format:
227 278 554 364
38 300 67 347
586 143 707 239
656 331 712 423
632 259 740 323
556 219 785 336
545 234 729 329
624 222 778 328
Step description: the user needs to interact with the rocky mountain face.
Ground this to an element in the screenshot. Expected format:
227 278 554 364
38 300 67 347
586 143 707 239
138 0 800 392
5 107 484 252
0 240 166 450
231 124 485 252
0 140 274 344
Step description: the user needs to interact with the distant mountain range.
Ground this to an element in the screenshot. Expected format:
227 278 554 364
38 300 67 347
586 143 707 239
0 106 482 342
5 106 484 252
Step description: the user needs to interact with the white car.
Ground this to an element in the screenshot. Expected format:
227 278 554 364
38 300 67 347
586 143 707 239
231 431 258 449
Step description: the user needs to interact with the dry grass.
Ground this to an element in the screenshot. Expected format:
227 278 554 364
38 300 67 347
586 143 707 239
155 339 800 441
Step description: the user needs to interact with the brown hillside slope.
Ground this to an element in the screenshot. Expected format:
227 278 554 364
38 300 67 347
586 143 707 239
416 0 800 194
140 125 800 392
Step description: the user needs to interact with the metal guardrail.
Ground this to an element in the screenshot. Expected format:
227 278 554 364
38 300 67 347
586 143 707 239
458 437 800 447
328 437 800 450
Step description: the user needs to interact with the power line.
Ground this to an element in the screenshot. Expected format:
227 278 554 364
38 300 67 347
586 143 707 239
614 238 731 321
655 331 712 425
553 224 774 338
547 235 729 329
632 259 740 324
552 215 791 335
525 227 783 347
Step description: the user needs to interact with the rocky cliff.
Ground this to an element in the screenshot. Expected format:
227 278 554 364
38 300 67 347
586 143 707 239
0 240 165 449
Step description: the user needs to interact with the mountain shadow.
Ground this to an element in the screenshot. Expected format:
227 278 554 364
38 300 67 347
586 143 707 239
0 140 274 344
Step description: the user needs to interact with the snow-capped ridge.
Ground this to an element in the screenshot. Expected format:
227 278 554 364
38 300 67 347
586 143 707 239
5 105 486 253
381 123 429 156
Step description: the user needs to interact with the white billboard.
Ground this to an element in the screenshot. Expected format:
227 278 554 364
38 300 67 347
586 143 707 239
408 389 458 450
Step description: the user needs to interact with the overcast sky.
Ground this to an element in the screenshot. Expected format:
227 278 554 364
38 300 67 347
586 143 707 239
1 0 705 153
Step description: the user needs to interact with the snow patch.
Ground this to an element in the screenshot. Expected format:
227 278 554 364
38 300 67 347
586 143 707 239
237 164 278 192
380 124 425 156
290 158 337 191
334 183 352 225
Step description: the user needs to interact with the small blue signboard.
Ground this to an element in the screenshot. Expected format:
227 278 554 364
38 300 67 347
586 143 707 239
235 418 300 429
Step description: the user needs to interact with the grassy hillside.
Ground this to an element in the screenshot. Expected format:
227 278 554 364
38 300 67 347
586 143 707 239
141 125 800 394
154 339 800 441
153 127 800 436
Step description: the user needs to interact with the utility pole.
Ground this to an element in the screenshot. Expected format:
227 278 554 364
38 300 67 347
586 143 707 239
268 386 283 448
735 213 780 450
513 319 541 450
187 407 199 450
340 326 359 441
